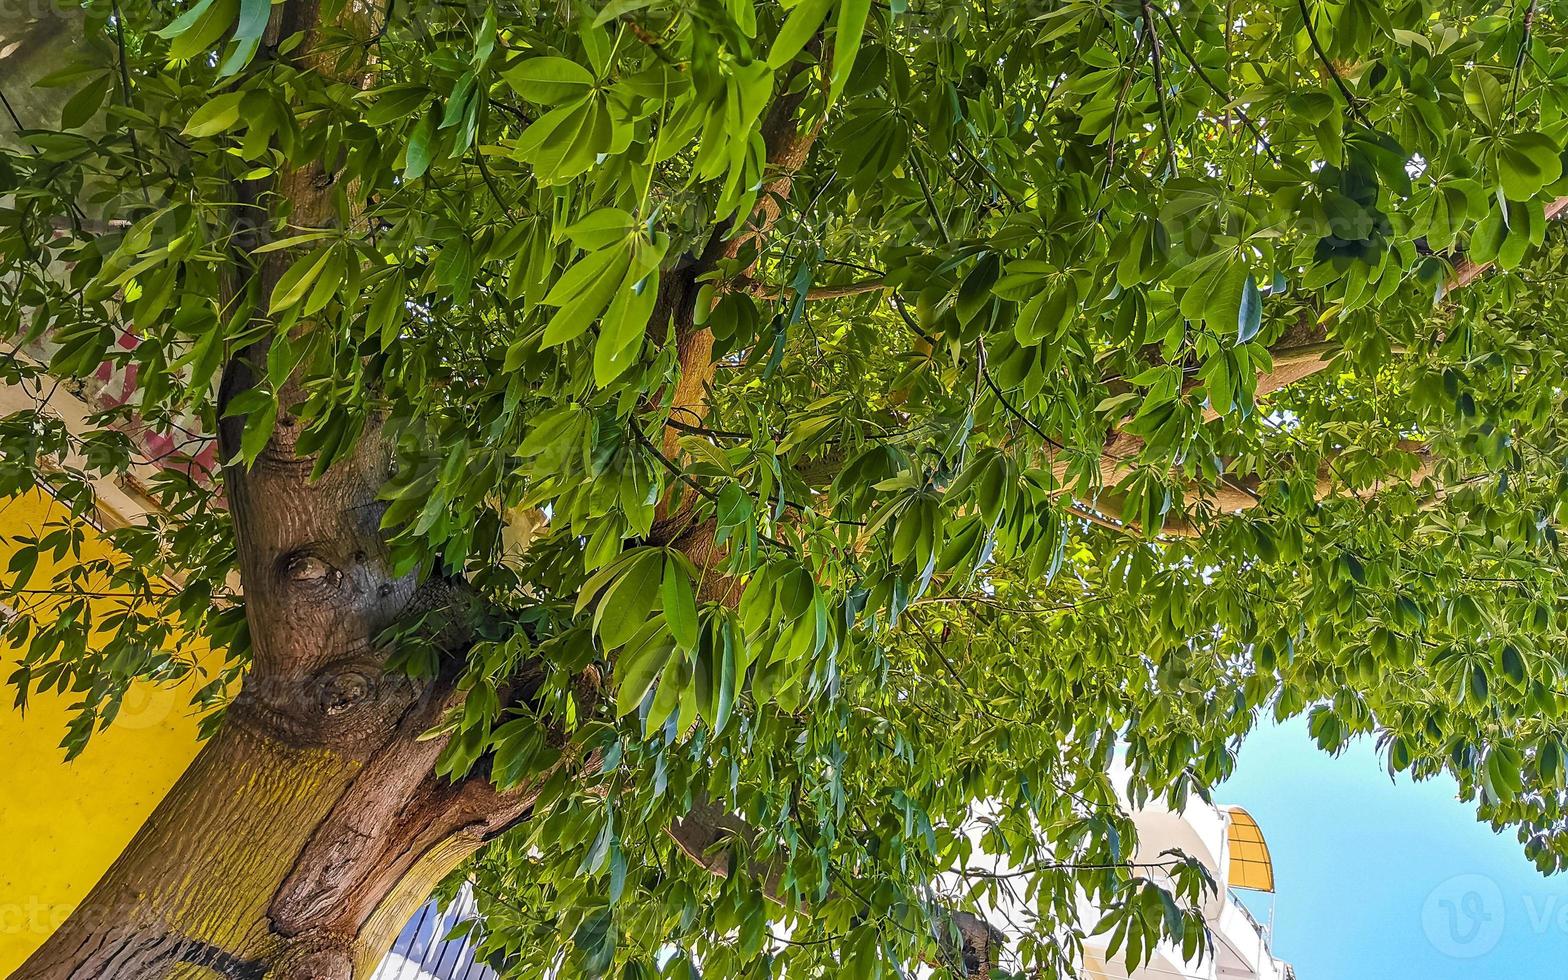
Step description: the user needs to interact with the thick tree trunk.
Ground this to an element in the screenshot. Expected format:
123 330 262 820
18 721 383 979
13 413 551 978
15 412 542 980
15 694 541 979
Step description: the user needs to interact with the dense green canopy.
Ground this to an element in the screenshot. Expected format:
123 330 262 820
7 0 1568 975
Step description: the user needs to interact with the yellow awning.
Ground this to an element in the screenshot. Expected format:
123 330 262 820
1225 805 1275 892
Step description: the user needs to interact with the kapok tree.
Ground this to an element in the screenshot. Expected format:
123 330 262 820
6 0 1568 977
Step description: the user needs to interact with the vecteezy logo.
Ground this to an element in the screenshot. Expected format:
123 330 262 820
1421 874 1505 958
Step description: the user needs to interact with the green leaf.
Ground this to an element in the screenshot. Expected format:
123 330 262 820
217 0 271 75
645 653 689 734
404 110 436 180
238 395 277 466
563 208 635 250
183 91 246 137
593 0 659 26
503 57 596 105
1203 260 1247 333
714 618 737 732
365 84 430 126
829 0 873 105
1237 273 1262 343
768 0 833 69
513 97 601 182
543 244 633 347
7 546 38 589
368 270 407 348
268 246 336 314
593 237 666 385
60 74 113 130
1497 133 1562 201
300 246 346 316
614 626 673 717
594 549 662 649
251 231 338 254
159 0 238 60
573 907 616 978
662 555 700 650
1463 72 1505 130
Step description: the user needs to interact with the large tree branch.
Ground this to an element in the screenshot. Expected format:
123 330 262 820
215 0 416 736
1234 194 1568 405
204 0 562 970
666 794 788 899
656 41 827 462
1083 439 1436 536
1029 207 1568 530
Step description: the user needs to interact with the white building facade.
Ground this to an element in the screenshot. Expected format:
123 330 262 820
932 770 1294 980
1074 797 1293 980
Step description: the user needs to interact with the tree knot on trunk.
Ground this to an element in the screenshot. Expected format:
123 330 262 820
316 666 377 716
281 550 344 596
227 656 427 753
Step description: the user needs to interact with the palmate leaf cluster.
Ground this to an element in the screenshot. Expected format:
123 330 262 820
7 0 1568 976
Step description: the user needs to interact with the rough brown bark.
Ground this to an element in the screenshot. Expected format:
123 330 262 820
14 366 553 980
14 330 580 979
14 667 550 980
1046 214 1566 533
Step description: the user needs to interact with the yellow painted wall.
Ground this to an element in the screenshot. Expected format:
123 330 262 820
0 489 213 976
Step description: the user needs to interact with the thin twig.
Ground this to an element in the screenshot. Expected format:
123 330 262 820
952 139 1023 211
1152 4 1281 166
663 416 749 440
1297 0 1372 127
729 275 887 301
0 86 23 130
473 143 517 220
910 153 952 243
1105 29 1147 179
1508 0 1539 125
1141 0 1179 176
109 0 152 203
978 353 1070 455
903 608 1012 724
368 0 397 45
633 427 795 552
